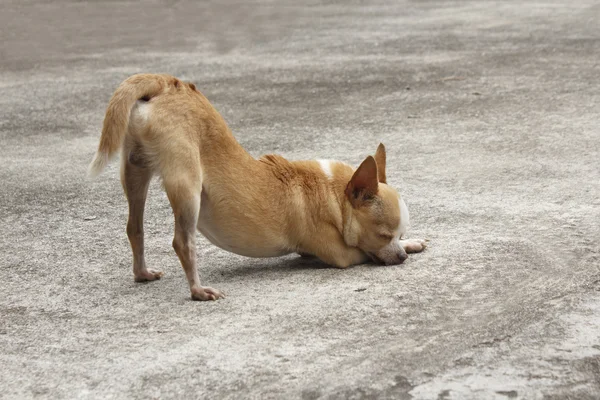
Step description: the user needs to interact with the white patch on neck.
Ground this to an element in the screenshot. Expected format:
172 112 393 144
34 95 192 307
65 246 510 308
398 196 410 238
318 159 333 178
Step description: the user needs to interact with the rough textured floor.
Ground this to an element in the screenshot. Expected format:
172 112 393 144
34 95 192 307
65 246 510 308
1 1 599 399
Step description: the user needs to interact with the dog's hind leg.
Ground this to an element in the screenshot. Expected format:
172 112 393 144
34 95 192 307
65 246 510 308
163 161 224 301
121 146 163 282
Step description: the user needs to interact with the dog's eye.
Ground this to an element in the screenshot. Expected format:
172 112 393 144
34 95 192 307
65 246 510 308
378 233 394 241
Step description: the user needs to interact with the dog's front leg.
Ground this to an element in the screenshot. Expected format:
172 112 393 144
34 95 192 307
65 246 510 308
400 238 428 253
318 246 370 269
166 181 224 301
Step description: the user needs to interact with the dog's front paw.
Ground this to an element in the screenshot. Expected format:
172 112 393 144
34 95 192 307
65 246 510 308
134 268 164 282
191 286 225 301
400 238 428 253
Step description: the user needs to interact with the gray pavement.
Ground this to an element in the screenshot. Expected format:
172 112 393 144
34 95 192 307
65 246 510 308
1 1 599 399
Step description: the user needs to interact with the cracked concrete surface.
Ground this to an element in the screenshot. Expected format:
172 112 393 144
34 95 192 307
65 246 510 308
1 1 599 399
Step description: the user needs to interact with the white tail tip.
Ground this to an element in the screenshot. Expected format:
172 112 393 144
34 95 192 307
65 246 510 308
87 152 109 178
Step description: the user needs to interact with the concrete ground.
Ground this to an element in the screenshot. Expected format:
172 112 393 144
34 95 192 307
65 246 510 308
1 0 599 398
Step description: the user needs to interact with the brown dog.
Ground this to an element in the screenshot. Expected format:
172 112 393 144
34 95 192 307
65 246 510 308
89 74 426 301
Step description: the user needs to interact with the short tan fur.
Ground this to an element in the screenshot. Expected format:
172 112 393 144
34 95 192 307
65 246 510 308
89 74 426 300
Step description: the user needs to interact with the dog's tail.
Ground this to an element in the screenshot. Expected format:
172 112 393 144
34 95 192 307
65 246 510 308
87 74 170 177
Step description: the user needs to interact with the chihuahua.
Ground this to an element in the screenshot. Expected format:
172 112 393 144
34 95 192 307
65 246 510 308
89 74 426 300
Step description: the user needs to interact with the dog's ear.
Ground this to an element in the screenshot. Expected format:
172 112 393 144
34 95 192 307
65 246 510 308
374 143 386 183
345 156 379 207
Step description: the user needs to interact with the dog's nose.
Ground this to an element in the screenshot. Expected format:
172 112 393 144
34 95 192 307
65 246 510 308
397 252 408 264
385 252 408 265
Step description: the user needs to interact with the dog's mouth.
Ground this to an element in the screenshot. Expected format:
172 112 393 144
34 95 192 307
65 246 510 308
367 252 385 265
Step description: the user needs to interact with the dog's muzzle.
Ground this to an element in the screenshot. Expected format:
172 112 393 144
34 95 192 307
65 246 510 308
367 251 407 265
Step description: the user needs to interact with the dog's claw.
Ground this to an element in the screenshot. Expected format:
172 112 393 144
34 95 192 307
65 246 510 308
297 252 315 258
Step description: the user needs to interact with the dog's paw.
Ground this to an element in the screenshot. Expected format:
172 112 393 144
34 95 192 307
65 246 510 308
134 269 164 282
191 286 225 301
400 238 428 253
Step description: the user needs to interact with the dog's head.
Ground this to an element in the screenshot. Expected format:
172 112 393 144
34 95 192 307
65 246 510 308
343 144 410 265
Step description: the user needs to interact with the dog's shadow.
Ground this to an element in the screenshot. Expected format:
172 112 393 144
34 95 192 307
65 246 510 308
217 254 345 281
